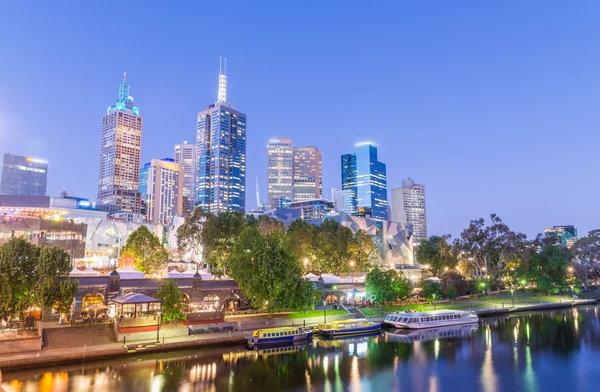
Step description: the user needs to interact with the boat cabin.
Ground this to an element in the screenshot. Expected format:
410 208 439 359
252 327 305 338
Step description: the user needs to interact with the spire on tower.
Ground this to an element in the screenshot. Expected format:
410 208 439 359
217 56 228 104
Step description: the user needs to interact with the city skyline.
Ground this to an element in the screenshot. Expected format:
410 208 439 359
1 2 599 237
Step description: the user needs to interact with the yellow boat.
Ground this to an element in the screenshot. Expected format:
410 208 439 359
246 326 313 346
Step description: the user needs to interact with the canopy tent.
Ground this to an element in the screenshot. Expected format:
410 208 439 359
112 292 161 305
341 275 355 283
321 274 342 284
70 267 101 276
355 275 366 283
83 303 109 311
304 273 320 282
116 267 144 280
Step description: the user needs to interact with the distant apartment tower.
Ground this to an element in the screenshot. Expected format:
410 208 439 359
97 73 142 213
331 188 344 212
544 225 578 248
146 159 182 225
293 146 322 202
0 153 48 196
392 178 427 242
341 142 387 220
195 58 246 214
174 141 195 215
288 198 335 220
267 138 293 209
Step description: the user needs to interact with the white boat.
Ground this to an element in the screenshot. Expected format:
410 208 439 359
383 310 478 329
385 323 479 343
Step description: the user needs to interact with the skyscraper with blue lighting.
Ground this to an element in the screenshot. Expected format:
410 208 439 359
341 142 387 220
97 73 142 213
195 58 246 213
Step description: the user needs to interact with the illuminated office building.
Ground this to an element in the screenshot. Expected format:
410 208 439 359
174 141 195 214
292 146 322 202
267 138 293 209
146 159 183 225
0 153 48 196
392 178 427 242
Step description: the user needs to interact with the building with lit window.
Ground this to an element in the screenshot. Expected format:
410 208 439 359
174 141 195 215
97 74 143 214
331 188 344 212
288 198 335 220
341 142 387 220
0 153 48 196
267 138 293 209
392 178 427 242
293 146 322 202
195 58 246 213
544 225 578 248
146 159 183 225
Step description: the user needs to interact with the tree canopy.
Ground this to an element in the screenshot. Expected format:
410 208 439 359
365 266 412 306
415 235 457 277
156 279 186 321
176 207 206 264
121 225 169 275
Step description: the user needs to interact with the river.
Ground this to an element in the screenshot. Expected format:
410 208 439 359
2 306 600 392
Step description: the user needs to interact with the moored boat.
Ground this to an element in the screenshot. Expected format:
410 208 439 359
383 310 478 329
385 323 479 343
316 318 381 337
246 326 313 346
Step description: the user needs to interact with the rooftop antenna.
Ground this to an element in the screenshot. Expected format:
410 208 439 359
217 56 227 104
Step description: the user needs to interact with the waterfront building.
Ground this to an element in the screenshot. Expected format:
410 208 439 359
146 158 183 225
293 146 322 202
288 198 335 220
97 73 143 214
195 58 246 214
391 178 427 242
174 141 195 215
0 153 48 196
331 188 344 212
267 138 293 209
544 225 578 248
341 142 387 220
138 162 150 202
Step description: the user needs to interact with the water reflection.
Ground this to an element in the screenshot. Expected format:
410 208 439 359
3 306 600 391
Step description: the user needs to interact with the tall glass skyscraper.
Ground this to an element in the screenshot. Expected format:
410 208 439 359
97 73 142 213
174 141 196 215
341 142 387 220
267 138 293 209
0 153 48 196
292 146 322 202
195 58 246 214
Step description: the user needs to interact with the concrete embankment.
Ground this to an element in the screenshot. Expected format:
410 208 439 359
476 299 596 317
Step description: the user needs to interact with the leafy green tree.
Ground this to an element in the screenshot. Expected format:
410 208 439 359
418 280 442 302
415 235 457 277
156 279 186 321
201 211 247 273
176 207 206 264
365 267 411 306
287 219 317 268
121 225 169 275
522 245 574 294
439 271 468 297
0 238 73 322
227 226 315 313
40 279 78 320
446 286 458 300
313 219 354 275
571 229 600 290
349 230 376 271
255 215 285 235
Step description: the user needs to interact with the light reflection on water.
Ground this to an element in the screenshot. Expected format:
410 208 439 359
3 306 600 392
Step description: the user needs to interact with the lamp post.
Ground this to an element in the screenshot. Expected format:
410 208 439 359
510 288 515 307
432 293 436 310
156 311 161 343
322 300 327 324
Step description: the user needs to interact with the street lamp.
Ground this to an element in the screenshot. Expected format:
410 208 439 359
304 259 309 267
568 267 573 273
432 293 436 310
510 288 515 307
349 260 355 268
322 300 327 324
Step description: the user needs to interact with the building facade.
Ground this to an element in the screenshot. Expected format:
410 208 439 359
267 138 293 209
147 159 183 225
97 74 143 214
174 141 195 215
288 198 335 220
391 178 427 242
331 188 344 212
341 142 387 220
544 225 578 248
195 58 246 214
0 153 48 196
138 162 150 202
293 146 322 202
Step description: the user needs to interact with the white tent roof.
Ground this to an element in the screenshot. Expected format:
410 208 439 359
341 275 354 283
116 267 144 280
321 273 342 284
70 267 101 276
82 268 101 276
304 273 320 282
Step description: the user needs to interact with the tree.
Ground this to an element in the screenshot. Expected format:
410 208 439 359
227 226 315 314
201 211 247 273
0 238 73 322
156 279 186 321
313 219 354 275
415 236 457 277
118 253 136 268
255 215 285 235
439 271 467 297
40 279 78 321
176 207 206 264
121 225 169 275
349 230 376 271
571 230 600 290
365 267 412 306
287 219 317 269
418 280 442 302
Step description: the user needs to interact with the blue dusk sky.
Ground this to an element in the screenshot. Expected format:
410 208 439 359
1 1 599 239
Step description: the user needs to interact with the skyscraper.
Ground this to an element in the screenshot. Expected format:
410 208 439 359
267 138 293 209
392 178 427 242
97 73 142 213
293 146 322 202
195 58 246 214
331 188 344 212
174 141 195 215
147 159 183 225
341 142 387 220
0 153 48 196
